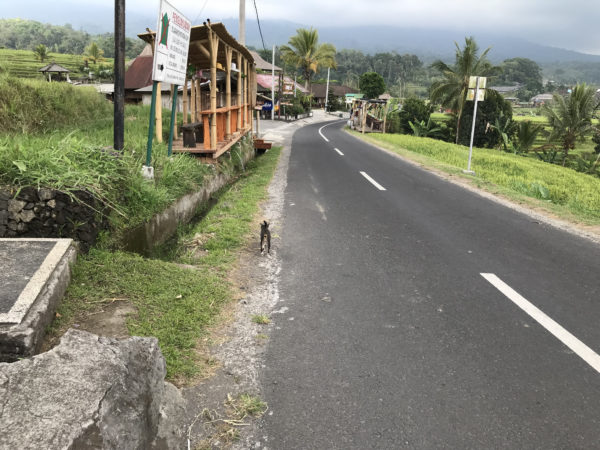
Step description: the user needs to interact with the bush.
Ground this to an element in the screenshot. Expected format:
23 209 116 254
457 89 513 148
0 74 111 133
387 98 433 135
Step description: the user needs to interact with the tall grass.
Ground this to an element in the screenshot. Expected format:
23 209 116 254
361 132 600 221
0 74 111 133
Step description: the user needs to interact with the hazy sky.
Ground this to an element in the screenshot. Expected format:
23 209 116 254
3 0 600 55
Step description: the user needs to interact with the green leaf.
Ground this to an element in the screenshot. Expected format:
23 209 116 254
12 160 26 172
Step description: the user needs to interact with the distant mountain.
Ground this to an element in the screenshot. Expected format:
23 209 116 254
224 19 600 65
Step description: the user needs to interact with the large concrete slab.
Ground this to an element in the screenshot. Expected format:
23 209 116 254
0 238 77 361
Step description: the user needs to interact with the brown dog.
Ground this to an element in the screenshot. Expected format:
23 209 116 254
260 221 271 254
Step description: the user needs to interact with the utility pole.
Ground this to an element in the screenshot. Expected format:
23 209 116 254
324 67 330 112
113 0 125 151
271 45 275 121
239 0 245 45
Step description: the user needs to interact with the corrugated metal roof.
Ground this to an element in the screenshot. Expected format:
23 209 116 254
311 84 359 99
249 50 281 72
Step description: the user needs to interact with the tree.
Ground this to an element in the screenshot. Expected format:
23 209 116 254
359 72 385 99
512 120 544 154
429 37 497 144
85 42 104 64
279 28 336 91
542 83 599 164
396 98 433 134
33 43 49 62
458 89 513 148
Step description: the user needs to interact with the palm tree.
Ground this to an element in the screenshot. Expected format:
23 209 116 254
279 28 336 92
33 44 49 63
542 83 598 164
430 37 497 144
513 120 544 154
85 42 104 64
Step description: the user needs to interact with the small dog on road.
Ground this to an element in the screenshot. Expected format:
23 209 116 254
260 221 271 254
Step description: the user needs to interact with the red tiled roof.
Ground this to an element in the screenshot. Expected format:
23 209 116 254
124 56 153 90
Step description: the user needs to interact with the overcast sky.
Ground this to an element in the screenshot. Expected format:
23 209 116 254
3 0 600 55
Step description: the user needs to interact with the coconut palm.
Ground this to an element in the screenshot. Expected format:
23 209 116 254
279 28 336 92
430 37 497 144
33 44 49 63
85 42 104 64
513 120 544 154
542 83 598 164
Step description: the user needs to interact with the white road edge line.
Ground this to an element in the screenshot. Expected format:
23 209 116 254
360 171 386 191
318 124 330 142
481 273 600 374
334 148 344 156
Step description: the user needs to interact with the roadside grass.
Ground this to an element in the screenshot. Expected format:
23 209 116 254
352 131 600 223
48 146 282 382
0 76 212 229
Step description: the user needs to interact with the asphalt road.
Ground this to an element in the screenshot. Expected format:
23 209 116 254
261 120 600 449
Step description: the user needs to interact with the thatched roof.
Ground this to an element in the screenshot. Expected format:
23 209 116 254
249 50 281 72
38 62 69 73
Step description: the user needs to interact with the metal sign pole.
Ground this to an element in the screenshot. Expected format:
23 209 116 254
168 84 178 157
143 81 159 178
466 76 480 174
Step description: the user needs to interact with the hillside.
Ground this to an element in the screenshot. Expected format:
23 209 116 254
0 48 114 80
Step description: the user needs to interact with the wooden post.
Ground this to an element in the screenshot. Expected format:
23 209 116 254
225 46 232 139
182 76 188 125
190 77 196 124
156 83 163 142
195 79 201 122
361 101 367 134
208 28 219 150
245 59 249 129
237 52 242 132
382 102 389 134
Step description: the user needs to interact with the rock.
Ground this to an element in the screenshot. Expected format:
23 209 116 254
0 199 7 210
7 199 26 214
19 209 36 223
0 190 10 201
38 188 55 201
0 210 7 225
47 199 57 208
7 221 17 231
19 187 38 202
0 330 186 450
24 202 34 210
16 222 26 232
0 225 6 237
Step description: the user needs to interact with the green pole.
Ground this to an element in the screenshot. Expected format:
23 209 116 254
168 84 179 157
145 81 159 167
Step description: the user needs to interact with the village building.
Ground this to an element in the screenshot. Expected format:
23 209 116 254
310 83 359 108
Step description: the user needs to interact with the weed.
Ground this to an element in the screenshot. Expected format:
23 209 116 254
251 314 271 325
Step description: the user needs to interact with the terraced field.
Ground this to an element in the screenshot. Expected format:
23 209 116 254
0 48 114 79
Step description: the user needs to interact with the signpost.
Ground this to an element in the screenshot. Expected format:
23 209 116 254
464 76 486 174
144 0 191 178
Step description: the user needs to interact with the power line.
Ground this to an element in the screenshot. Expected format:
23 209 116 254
252 0 267 51
192 0 210 25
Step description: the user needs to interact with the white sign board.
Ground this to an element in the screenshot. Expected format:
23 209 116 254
468 76 487 89
152 0 191 85
467 89 485 101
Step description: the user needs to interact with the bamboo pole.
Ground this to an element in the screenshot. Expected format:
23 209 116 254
190 77 196 124
208 28 219 150
225 46 232 139
245 59 249 128
195 79 201 122
182 76 188 125
237 52 242 131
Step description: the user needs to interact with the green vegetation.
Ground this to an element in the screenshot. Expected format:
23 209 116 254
0 75 212 228
359 71 386 99
280 27 336 90
353 131 600 222
430 37 498 144
0 18 144 59
49 146 282 381
251 314 271 325
0 48 114 80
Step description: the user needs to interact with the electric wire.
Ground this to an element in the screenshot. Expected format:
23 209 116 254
192 0 210 25
252 0 267 51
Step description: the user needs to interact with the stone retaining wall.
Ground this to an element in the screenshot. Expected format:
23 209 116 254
0 187 107 252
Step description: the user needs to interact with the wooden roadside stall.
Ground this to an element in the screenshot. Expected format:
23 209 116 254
138 21 256 160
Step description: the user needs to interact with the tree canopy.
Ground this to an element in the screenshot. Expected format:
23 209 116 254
359 72 386 99
429 36 498 143
279 28 336 90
